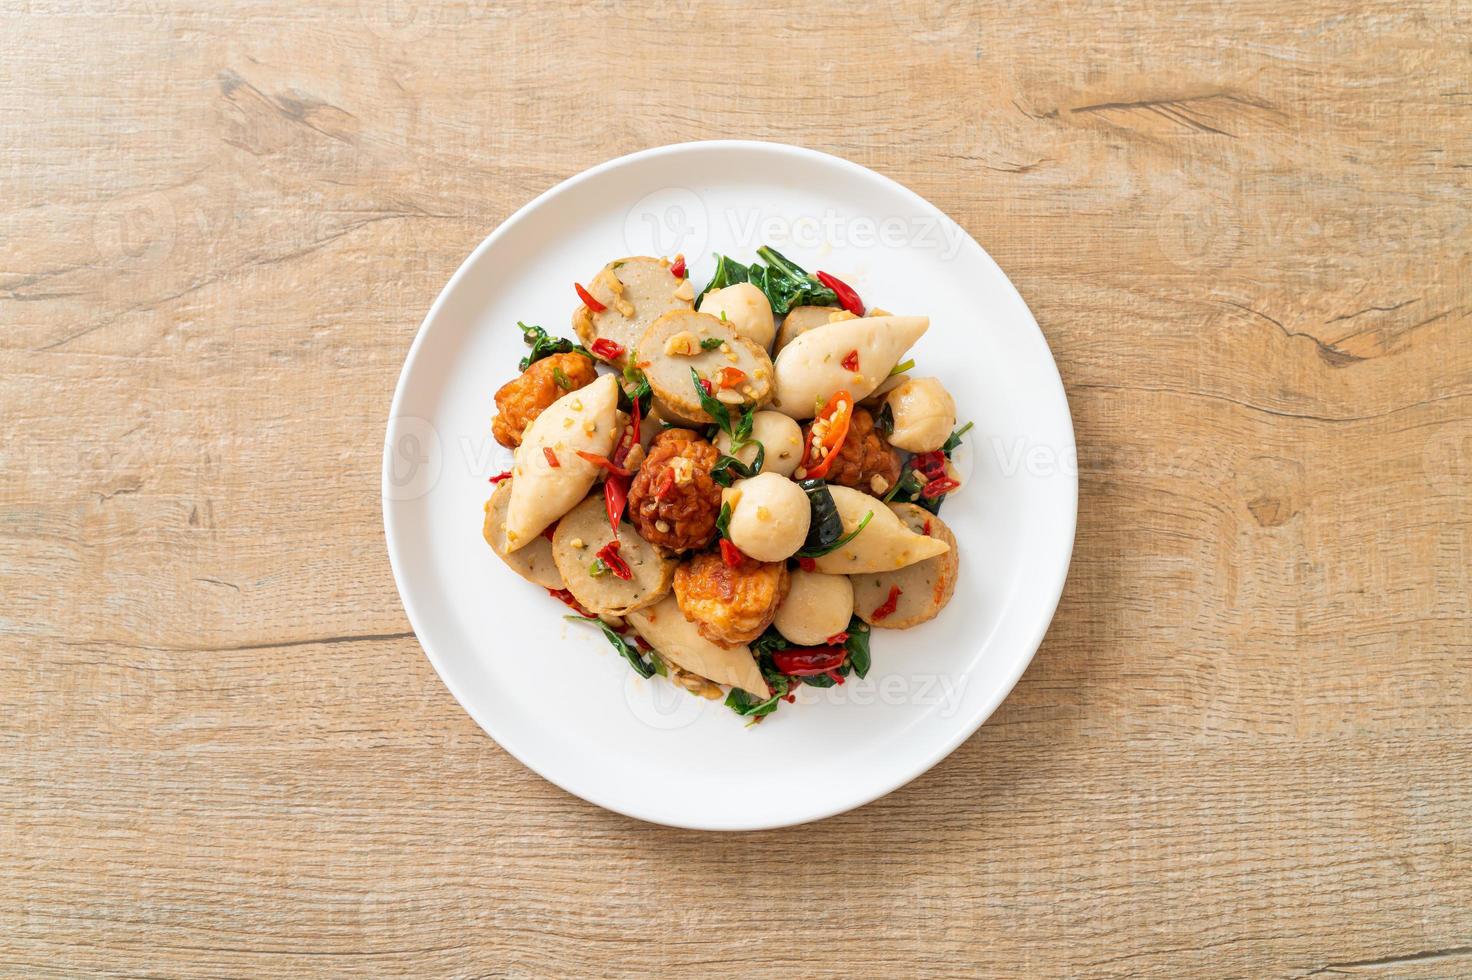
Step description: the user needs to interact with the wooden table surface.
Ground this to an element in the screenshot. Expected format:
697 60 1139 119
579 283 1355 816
4 1 1469 976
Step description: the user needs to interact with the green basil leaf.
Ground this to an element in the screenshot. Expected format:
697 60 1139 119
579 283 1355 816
724 673 789 718
797 479 843 552
733 406 755 444
691 368 733 433
875 401 894 436
715 501 732 539
882 468 925 503
709 443 765 487
941 421 974 455
700 336 724 351
844 617 872 678
795 509 873 558
517 321 591 371
695 254 750 307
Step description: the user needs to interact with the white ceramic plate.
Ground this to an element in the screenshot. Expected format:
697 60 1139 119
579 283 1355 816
382 141 1076 830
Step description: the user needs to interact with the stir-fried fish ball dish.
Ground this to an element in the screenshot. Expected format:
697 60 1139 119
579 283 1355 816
482 246 973 722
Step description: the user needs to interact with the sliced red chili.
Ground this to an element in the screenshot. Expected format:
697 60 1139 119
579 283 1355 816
698 378 714 396
797 557 816 572
547 588 591 616
825 669 846 685
825 631 849 645
719 538 744 567
576 450 632 478
670 255 686 278
541 523 557 542
921 476 960 499
912 450 948 480
772 646 846 676
815 270 864 315
802 390 854 480
870 585 902 621
589 337 625 360
604 474 629 535
634 635 654 652
542 447 560 468
840 349 859 372
575 282 606 312
717 366 747 389
653 467 676 500
488 470 513 484
595 540 632 580
922 519 933 536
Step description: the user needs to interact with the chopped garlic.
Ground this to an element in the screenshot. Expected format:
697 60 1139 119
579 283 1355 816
664 331 699 357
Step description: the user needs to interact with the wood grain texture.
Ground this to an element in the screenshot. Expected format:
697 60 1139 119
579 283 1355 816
3 0 1469 976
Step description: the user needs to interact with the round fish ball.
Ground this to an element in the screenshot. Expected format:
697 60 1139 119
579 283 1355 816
885 377 957 453
774 570 854 646
713 410 804 477
724 472 811 562
698 282 777 351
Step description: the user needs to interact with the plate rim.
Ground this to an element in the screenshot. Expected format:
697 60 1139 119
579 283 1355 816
382 139 1077 830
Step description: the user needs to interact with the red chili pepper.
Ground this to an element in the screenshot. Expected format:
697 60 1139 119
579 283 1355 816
653 467 676 500
717 366 747 390
912 450 948 480
576 450 632 478
634 635 654 652
541 523 557 542
595 540 632 580
802 390 853 480
797 557 816 572
488 470 513 483
870 585 902 621
543 447 560 468
670 255 686 278
772 646 846 676
840 349 859 372
922 519 933 536
547 588 591 616
589 337 625 360
781 693 796 703
719 538 744 567
921 476 960 499
698 378 714 396
604 474 629 535
574 282 606 312
816 271 864 315
601 396 641 536
825 631 849 645
825 669 846 685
